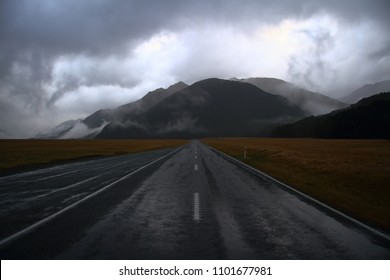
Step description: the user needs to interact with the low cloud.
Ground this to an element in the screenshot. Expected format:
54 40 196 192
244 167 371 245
59 121 107 139
287 18 337 92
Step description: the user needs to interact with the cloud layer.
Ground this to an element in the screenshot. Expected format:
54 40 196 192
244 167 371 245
1 0 389 137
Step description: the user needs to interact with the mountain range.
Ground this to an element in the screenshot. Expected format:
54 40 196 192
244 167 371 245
272 92 390 139
234 77 346 115
96 78 306 138
36 77 389 139
36 82 188 139
340 80 390 104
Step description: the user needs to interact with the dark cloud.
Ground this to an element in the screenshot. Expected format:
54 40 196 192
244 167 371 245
1 0 389 137
1 0 169 56
2 0 387 63
369 40 390 61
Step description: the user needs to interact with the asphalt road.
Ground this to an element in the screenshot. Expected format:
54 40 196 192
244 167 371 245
0 141 389 259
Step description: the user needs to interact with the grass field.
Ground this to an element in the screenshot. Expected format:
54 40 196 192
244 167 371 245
203 138 390 231
0 139 188 173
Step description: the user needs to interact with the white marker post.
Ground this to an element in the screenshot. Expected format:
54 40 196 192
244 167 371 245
244 146 247 159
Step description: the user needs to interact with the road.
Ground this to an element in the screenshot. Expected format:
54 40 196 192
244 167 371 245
0 141 389 259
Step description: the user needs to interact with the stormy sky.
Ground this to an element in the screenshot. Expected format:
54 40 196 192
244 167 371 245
1 0 389 138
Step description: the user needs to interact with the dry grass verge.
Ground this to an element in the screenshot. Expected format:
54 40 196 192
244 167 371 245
0 139 188 173
203 138 390 231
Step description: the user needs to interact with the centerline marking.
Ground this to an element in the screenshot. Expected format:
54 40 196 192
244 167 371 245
193 192 201 222
194 164 198 171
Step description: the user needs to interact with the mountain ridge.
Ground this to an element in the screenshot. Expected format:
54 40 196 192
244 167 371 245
83 81 188 129
272 92 390 139
36 77 369 139
36 82 188 139
340 80 390 104
96 78 306 138
236 77 346 115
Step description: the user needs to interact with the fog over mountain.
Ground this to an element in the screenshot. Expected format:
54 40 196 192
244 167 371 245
340 80 390 104
35 82 188 139
37 78 307 139
236 77 346 114
83 82 188 129
272 92 390 139
1 0 389 138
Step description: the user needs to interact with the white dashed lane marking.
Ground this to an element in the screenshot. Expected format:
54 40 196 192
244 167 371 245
193 192 201 222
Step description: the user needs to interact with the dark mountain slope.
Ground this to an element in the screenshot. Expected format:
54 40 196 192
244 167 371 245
341 80 390 104
272 92 390 139
83 81 188 129
96 78 306 138
35 82 188 139
238 77 346 115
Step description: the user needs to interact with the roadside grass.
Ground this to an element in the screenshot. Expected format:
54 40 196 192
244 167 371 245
203 138 390 231
0 139 188 173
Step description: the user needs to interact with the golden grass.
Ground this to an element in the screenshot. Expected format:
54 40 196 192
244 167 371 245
203 138 390 231
0 139 188 171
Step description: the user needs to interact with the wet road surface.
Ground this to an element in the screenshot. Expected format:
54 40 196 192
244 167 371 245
0 141 389 259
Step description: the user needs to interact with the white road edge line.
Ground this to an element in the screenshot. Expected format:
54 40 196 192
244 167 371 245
0 146 183 248
193 192 201 222
207 144 390 242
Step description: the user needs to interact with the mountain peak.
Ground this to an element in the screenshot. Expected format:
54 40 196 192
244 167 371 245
166 81 188 94
36 77 349 140
96 78 305 139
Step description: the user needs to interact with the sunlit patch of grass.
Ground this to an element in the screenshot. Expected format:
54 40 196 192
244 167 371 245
0 139 188 171
203 138 390 231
